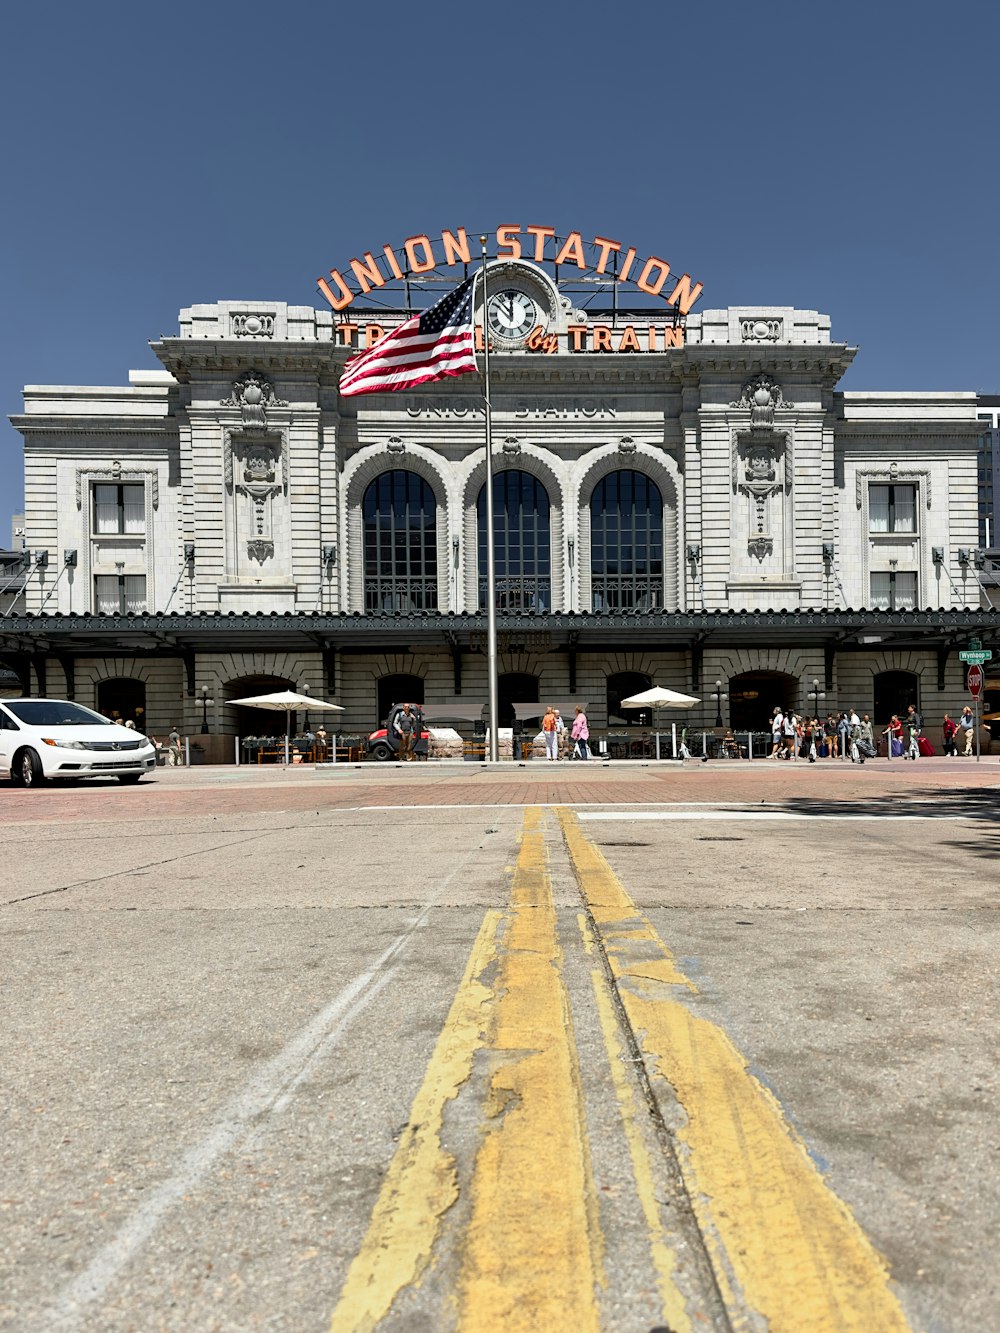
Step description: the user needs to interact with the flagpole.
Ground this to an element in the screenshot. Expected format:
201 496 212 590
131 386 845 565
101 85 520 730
480 235 499 763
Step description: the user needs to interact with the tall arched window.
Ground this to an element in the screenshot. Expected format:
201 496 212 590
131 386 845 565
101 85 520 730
590 471 663 611
363 471 438 612
477 471 550 613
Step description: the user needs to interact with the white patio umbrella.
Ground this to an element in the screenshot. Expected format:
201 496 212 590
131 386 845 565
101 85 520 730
620 686 701 759
229 690 344 764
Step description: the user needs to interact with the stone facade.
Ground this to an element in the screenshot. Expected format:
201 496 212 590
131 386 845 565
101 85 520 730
5 274 992 745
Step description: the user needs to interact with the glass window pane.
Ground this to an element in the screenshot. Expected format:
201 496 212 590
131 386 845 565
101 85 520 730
869 485 889 533
870 572 890 610
94 485 120 534
891 485 916 533
123 576 147 614
94 575 119 614
122 485 145 534
894 571 917 609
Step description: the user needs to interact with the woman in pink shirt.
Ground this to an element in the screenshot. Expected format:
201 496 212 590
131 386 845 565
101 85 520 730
571 707 590 761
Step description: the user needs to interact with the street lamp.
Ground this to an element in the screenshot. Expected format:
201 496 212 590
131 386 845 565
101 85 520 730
810 677 826 717
300 681 310 732
200 684 214 734
713 679 728 728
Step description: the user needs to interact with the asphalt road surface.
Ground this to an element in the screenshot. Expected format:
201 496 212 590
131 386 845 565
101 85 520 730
1 758 998 1332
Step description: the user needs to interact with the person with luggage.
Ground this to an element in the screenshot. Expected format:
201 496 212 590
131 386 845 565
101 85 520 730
904 704 923 760
942 713 958 757
959 705 975 756
884 715 904 758
837 711 851 761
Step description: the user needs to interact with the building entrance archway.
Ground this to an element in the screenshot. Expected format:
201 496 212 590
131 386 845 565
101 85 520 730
728 671 798 731
224 674 295 738
498 672 538 729
873 670 919 726
96 678 146 728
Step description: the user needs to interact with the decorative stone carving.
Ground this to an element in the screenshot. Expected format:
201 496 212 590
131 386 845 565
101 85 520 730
731 374 794 430
386 436 405 454
617 436 636 455
221 371 286 432
740 317 783 343
502 436 521 455
232 313 275 338
247 538 274 563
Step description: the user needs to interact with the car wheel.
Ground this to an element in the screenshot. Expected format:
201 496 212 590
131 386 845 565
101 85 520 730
117 774 143 785
15 748 45 788
371 743 394 761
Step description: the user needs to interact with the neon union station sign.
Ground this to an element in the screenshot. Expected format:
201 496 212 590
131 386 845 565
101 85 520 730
317 224 704 353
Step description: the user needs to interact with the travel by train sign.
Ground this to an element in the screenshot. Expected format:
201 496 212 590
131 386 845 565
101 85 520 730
316 223 704 324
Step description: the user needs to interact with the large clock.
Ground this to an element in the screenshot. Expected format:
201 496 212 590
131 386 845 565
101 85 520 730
486 288 539 342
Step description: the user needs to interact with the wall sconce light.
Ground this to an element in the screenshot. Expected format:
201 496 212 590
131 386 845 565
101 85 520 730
567 538 575 567
63 549 78 567
452 537 460 568
184 543 196 564
322 545 337 567
686 544 701 563
957 548 971 567
932 547 945 566
34 550 49 568
822 542 835 562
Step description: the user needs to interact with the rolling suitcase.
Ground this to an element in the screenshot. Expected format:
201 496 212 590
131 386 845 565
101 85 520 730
917 735 935 757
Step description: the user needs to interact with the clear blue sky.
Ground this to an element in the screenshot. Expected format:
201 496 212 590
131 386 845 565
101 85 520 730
2 1 997 543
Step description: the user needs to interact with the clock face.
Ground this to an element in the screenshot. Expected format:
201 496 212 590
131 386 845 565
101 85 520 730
487 288 539 342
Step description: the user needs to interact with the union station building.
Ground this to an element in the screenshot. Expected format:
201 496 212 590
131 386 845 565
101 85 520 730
4 239 996 748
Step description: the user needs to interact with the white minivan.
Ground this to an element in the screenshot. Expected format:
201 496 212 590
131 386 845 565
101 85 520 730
0 699 156 787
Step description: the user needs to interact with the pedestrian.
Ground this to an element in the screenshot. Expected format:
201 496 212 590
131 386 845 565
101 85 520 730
394 702 416 761
823 712 838 759
541 706 559 761
959 705 975 756
860 714 874 747
942 713 958 757
168 725 182 765
837 711 851 760
782 709 798 759
553 708 566 759
770 707 784 758
571 706 590 761
904 704 922 760
883 715 903 758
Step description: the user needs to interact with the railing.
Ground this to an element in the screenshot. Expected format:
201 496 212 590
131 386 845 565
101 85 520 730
364 579 438 613
478 577 551 613
591 579 663 613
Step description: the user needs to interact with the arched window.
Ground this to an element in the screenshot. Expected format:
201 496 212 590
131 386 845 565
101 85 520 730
96 678 146 727
477 472 550 613
363 471 438 612
607 671 652 727
498 672 539 730
873 671 920 726
377 673 424 727
728 672 799 732
591 471 663 612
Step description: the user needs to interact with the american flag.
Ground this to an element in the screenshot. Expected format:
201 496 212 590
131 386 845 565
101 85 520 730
338 276 478 397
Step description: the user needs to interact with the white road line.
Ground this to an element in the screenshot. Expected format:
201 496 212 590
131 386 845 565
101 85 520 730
577 810 968 822
36 846 485 1333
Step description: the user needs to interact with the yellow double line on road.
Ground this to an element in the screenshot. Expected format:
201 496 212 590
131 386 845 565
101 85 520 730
330 807 913 1331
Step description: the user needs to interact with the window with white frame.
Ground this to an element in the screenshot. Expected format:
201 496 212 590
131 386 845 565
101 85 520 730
94 574 147 615
93 483 145 534
870 570 917 610
869 484 916 534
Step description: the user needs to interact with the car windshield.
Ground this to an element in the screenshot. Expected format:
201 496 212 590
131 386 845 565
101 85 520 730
4 701 113 727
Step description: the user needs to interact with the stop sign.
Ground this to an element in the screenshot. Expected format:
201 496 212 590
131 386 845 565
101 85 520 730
967 664 984 698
